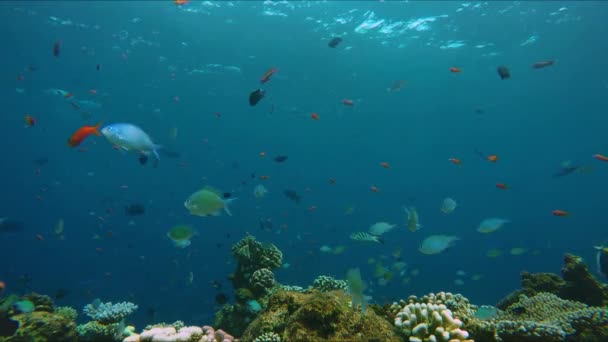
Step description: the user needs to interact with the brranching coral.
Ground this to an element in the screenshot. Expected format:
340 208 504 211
123 325 236 342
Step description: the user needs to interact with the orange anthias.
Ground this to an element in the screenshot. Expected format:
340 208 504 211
552 209 569 217
496 183 509 190
311 112 319 120
448 157 462 165
593 154 608 162
380 162 390 168
449 67 462 73
67 123 102 147
487 155 498 162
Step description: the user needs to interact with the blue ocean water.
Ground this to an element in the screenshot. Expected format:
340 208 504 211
1 0 607 328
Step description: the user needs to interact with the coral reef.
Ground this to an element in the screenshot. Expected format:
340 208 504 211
124 324 236 342
253 331 281 342
5 311 78 342
250 268 275 297
216 234 284 336
83 300 138 324
390 292 474 342
312 275 348 292
56 306 78 321
468 292 608 342
241 289 400 341
0 293 77 341
498 253 608 309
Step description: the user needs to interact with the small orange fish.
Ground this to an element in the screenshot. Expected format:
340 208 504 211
496 183 509 190
259 175 269 180
448 158 462 165
311 112 319 120
260 68 278 84
174 0 189 5
24 115 36 127
487 155 498 162
380 162 390 169
67 123 102 147
342 99 354 106
64 92 73 99
0 280 5 292
450 67 462 73
593 154 608 162
370 186 380 193
552 209 569 217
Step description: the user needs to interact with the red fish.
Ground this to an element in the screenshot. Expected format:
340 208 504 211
593 154 608 162
174 0 190 5
552 209 569 217
311 112 319 120
448 157 462 165
67 123 102 147
449 67 462 73
342 99 354 106
24 115 36 128
380 162 390 169
496 183 509 190
260 68 278 84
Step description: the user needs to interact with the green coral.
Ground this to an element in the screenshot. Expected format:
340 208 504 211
55 306 78 321
241 290 401 341
231 234 283 271
312 275 348 292
250 268 275 296
4 311 77 342
143 320 185 331
76 321 123 341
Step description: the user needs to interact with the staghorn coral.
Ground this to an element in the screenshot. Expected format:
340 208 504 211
250 268 275 296
312 275 348 292
77 320 124 341
392 301 473 342
83 300 138 324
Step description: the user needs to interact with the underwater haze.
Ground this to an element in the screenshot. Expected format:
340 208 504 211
1 0 608 328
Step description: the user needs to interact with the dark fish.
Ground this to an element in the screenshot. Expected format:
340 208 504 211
553 165 582 178
53 41 61 57
0 219 24 233
146 307 156 320
532 60 555 69
259 217 274 232
54 288 69 300
139 154 148 165
249 89 265 106
223 192 232 199
96 64 101 71
215 293 229 305
274 155 288 163
497 66 510 80
125 204 145 216
474 108 485 115
283 189 301 204
328 37 343 48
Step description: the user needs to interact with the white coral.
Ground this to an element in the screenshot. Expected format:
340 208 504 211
394 302 471 342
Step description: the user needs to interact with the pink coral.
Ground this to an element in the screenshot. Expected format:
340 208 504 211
202 325 237 342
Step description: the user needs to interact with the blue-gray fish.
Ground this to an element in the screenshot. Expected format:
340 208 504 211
101 123 161 161
350 232 383 244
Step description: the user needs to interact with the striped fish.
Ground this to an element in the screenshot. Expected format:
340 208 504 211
350 232 383 244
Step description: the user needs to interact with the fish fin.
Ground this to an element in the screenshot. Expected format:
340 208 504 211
223 198 237 216
93 122 103 136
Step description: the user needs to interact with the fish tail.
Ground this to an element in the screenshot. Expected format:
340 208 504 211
152 144 162 160
93 122 103 136
224 198 237 216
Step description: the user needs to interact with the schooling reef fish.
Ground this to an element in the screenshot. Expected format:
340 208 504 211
328 37 343 48
497 66 511 80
